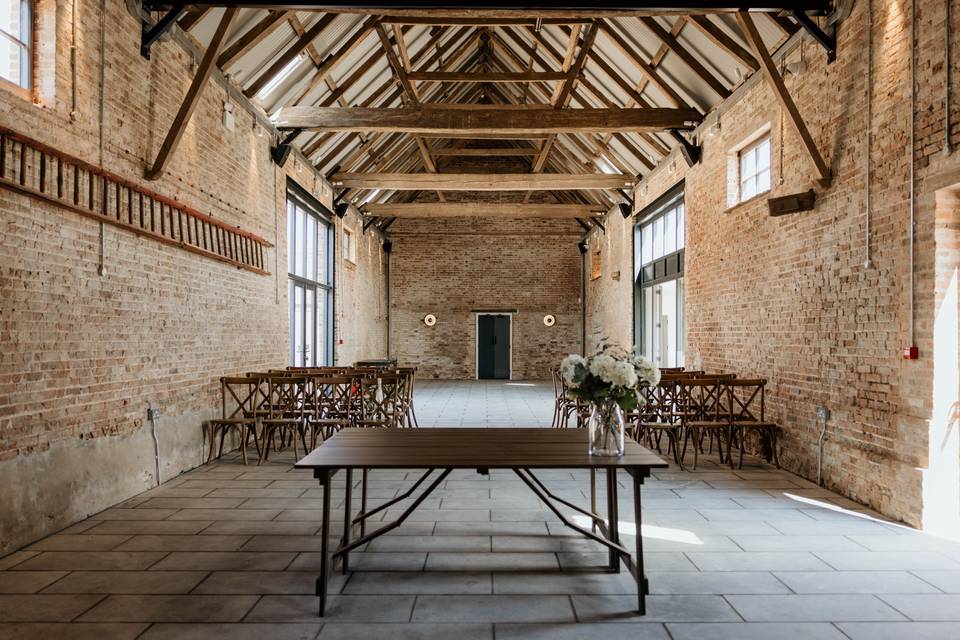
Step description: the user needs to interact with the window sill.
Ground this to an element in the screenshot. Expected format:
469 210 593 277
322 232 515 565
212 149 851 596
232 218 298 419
725 190 771 214
0 77 35 104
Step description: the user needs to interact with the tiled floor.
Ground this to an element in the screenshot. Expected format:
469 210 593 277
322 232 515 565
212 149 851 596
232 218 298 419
2 380 960 639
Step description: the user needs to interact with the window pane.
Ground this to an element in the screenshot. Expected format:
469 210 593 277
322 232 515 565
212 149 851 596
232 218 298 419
757 139 771 170
642 287 654 359
294 207 306 278
659 280 677 368
741 149 755 176
676 203 685 249
305 287 315 367
742 176 756 200
663 208 676 255
318 289 330 366
0 0 29 89
305 214 316 281
641 224 651 267
288 280 296 364
652 217 663 260
287 201 296 274
677 277 685 367
292 284 304 366
317 219 329 285
758 168 771 194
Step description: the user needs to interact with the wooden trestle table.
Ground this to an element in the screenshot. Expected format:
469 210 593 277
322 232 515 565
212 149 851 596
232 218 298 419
294 427 669 616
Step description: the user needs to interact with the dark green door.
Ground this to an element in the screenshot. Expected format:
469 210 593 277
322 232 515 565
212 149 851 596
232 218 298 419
477 315 511 379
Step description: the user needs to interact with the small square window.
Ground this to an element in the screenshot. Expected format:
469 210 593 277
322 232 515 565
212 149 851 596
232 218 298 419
590 246 601 281
343 227 356 263
738 136 771 203
0 0 32 91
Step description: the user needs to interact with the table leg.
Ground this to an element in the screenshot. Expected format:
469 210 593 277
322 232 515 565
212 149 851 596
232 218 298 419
590 468 597 533
316 469 331 616
361 468 368 537
342 468 352 574
632 468 647 615
606 468 620 573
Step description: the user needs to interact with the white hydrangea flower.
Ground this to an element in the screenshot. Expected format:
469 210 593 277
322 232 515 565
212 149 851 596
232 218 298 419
588 353 617 384
559 354 586 387
612 360 638 388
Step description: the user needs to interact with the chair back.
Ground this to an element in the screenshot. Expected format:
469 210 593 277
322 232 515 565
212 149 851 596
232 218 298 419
358 372 403 427
311 375 356 424
263 375 307 421
677 378 727 423
219 376 259 420
725 378 767 423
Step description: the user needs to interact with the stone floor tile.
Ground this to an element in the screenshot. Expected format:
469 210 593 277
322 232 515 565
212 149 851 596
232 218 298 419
846 535 960 552
425 553 558 572
343 571 491 594
167 509 281 521
730 535 868 551
876 594 960 620
384 509 491 522
773 570 940 594
150 551 295 571
814 551 960 571
12 552 167 571
666 622 848 640
192 571 319 594
317 623 491 640
0 571 67 594
836 622 960 640
26 535 132 552
115 535 250 551
648 571 790 595
246 595 415 622
177 479 272 489
0 594 104 621
368 536 491 553
0 622 148 640
911 571 960 592
696 509 813 522
78 595 258 622
289 552 426 572
201 521 320 536
493 571 635 594
495 622 669 639
240 536 338 552
571 594 740 622
437 522 547 536
768 521 902 536
491 509 559 522
0 552 39 570
84 521 213 535
139 498 246 510
207 488 308 498
90 509 179 521
139 623 321 640
686 551 832 571
411 595 575 623
726 594 907 622
42 571 207 594
557 551 698 572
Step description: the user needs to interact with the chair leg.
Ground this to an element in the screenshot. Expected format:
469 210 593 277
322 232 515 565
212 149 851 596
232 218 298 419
206 424 218 463
240 428 248 466
770 428 781 469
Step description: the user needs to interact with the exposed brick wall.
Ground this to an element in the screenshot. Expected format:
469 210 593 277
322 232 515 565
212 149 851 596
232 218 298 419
0 0 385 554
586 0 960 531
389 216 583 379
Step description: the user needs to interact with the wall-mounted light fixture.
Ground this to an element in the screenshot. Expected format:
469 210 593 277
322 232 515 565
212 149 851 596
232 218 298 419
334 202 349 218
618 202 633 219
423 314 437 327
543 314 556 327
577 240 588 254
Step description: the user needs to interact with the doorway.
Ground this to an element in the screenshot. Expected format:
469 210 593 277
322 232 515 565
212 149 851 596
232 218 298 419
477 314 511 379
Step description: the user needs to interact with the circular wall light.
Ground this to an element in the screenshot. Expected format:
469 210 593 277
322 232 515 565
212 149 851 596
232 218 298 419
423 314 437 327
543 314 556 327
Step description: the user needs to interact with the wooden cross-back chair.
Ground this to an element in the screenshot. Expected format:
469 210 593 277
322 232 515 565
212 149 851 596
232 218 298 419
631 380 685 467
308 375 356 445
678 377 733 469
395 367 419 427
357 372 404 429
258 375 308 464
726 378 780 469
207 376 262 465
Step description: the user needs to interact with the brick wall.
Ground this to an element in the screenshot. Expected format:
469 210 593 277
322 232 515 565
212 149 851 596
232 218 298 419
0 1 385 554
586 0 960 531
389 216 583 379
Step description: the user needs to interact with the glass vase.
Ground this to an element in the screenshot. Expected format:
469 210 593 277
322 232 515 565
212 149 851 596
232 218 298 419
587 399 625 457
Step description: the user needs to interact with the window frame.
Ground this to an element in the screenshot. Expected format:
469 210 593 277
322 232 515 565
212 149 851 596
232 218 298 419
0 0 33 96
342 225 356 264
737 135 771 203
286 182 335 367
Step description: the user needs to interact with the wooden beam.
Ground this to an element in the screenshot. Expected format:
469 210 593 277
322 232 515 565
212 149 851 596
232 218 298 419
243 13 335 98
363 203 607 217
218 10 289 70
639 16 731 99
178 7 210 31
431 147 539 156
406 71 566 83
599 20 691 108
290 16 379 105
687 15 759 71
273 106 700 134
146 8 238 180
380 16 597 25
331 173 635 191
736 12 830 185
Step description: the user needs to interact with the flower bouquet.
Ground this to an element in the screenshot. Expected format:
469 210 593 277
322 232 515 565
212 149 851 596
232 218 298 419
559 343 660 456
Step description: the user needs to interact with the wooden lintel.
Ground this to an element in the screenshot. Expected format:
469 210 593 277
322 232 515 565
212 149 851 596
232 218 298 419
406 71 567 83
768 189 816 216
272 106 701 134
431 147 539 156
331 173 634 191
146 8 238 180
362 203 607 218
737 12 831 185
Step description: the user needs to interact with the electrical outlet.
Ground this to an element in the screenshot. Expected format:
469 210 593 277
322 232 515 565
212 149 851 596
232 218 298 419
147 408 161 421
816 406 830 422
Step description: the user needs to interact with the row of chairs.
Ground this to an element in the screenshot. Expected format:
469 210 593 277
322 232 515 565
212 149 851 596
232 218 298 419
552 367 780 470
206 365 418 465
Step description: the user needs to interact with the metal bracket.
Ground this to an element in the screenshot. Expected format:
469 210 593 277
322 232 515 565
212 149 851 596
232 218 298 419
141 8 187 59
670 130 701 166
270 129 301 167
590 216 606 233
362 216 379 234
792 10 836 63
